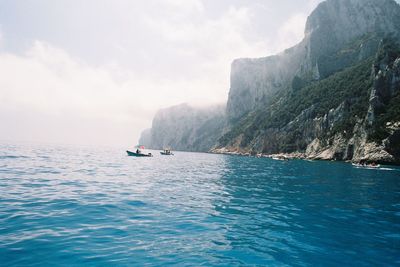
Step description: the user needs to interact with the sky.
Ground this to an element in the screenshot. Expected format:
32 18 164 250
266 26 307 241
1 0 397 147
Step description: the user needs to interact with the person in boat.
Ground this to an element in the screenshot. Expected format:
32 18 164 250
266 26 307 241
162 148 172 155
136 148 140 154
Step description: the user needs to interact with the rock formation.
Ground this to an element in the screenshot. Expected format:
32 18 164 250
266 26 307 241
227 0 400 121
140 0 400 164
139 104 225 152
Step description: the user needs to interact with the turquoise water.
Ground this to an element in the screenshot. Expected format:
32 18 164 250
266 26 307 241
0 143 399 266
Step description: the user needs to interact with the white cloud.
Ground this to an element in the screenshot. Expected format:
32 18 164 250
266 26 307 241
0 0 319 147
146 4 267 54
0 41 151 146
0 38 243 146
269 0 323 53
275 13 308 51
142 4 270 92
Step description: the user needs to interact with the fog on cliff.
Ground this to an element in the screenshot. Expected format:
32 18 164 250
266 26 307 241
3 0 394 147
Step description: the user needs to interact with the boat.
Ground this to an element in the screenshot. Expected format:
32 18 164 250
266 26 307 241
272 155 289 161
127 145 153 157
160 148 174 155
352 162 380 168
126 150 153 157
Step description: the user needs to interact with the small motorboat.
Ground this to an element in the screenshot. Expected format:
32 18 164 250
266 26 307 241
352 162 380 169
126 150 153 157
272 155 289 161
160 148 174 155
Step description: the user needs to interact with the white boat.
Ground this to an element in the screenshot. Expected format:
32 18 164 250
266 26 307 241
272 156 288 161
352 163 380 169
160 148 174 155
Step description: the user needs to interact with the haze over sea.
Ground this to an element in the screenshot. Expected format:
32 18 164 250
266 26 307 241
0 142 399 266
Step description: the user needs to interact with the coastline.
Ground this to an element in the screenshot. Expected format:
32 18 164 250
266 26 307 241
210 148 400 166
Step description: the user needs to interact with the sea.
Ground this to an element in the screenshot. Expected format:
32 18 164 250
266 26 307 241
0 142 399 266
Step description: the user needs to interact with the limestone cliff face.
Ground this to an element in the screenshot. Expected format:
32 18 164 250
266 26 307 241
139 104 225 152
301 40 400 164
140 0 400 163
227 48 303 121
217 38 400 164
304 0 400 66
227 0 400 121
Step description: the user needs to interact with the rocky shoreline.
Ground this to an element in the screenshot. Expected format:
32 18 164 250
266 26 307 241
211 147 399 165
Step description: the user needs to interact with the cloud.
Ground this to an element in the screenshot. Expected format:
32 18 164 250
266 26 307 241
273 0 325 52
0 38 246 146
149 4 266 53
0 40 209 146
142 4 270 89
275 13 308 51
0 41 152 146
1 0 319 146
271 0 323 53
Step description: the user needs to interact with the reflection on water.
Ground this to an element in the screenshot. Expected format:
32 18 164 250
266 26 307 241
0 143 399 266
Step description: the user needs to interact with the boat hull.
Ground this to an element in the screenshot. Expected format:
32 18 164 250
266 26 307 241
160 152 174 155
352 163 380 169
126 150 153 157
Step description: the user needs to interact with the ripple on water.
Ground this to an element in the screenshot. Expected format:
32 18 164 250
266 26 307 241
0 143 399 266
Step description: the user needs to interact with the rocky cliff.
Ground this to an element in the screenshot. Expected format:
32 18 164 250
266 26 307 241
217 0 400 164
139 104 225 152
140 0 400 164
227 0 400 121
216 37 400 164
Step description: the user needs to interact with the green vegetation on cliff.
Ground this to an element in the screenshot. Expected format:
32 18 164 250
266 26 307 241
369 39 400 141
220 57 374 148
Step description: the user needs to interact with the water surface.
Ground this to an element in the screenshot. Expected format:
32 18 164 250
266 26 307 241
0 143 399 266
